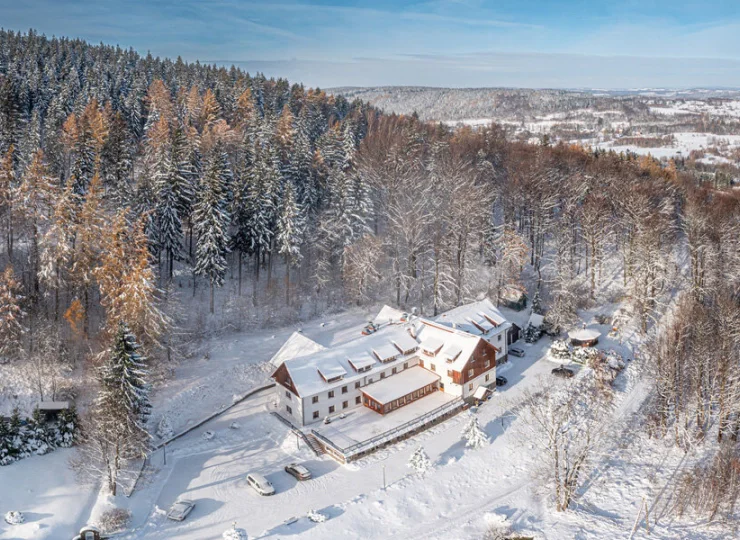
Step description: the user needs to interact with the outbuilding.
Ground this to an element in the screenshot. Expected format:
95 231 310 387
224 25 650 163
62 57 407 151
568 328 601 348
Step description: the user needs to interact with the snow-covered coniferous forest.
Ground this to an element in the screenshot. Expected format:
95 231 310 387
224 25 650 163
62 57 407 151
0 27 739 540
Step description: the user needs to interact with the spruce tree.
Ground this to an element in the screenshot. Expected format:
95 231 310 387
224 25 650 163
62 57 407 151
92 323 151 495
276 180 304 305
194 146 231 314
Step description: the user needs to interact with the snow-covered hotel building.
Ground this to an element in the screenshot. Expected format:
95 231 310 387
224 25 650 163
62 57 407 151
271 299 511 428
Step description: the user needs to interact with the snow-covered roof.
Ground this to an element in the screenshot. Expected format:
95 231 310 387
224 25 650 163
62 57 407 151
434 299 509 337
280 325 422 396
269 332 327 368
416 320 483 371
316 361 347 381
37 401 71 410
348 354 376 372
392 333 419 354
373 343 401 362
373 305 407 326
441 343 463 362
568 328 601 342
419 335 444 354
528 313 545 328
361 367 440 404
473 386 490 400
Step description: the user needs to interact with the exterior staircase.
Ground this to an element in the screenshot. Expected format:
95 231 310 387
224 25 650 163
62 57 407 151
304 433 326 456
270 411 325 456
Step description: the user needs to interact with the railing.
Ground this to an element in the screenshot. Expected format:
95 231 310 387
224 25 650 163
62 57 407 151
311 396 464 460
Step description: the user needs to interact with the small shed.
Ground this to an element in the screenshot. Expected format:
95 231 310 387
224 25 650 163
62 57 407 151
568 328 601 348
36 401 71 423
507 323 521 345
73 526 103 540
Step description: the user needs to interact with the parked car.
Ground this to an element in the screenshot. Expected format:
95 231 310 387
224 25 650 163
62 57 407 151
285 463 312 481
509 346 525 358
495 376 508 387
167 499 195 521
247 473 276 496
361 322 378 335
551 366 575 379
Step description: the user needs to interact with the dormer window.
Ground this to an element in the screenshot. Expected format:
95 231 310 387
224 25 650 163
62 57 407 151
373 343 399 363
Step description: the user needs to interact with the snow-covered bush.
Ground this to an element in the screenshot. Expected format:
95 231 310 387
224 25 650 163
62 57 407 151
223 526 248 539
156 416 174 440
307 510 327 523
572 347 599 365
461 416 489 449
4 511 24 525
408 446 432 475
549 339 571 361
0 405 80 466
482 513 512 539
202 430 215 441
523 323 542 343
99 507 131 534
229 421 240 430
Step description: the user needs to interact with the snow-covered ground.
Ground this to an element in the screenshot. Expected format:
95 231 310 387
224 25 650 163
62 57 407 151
0 449 98 539
2 303 735 539
596 132 740 162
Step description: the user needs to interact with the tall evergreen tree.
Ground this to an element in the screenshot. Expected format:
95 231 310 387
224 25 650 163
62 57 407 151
194 145 231 314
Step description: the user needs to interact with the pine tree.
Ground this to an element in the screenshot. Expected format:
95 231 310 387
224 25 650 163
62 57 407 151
18 150 58 298
408 446 432 475
90 323 151 495
461 415 488 450
194 146 231 313
276 180 304 305
0 265 25 359
0 145 17 258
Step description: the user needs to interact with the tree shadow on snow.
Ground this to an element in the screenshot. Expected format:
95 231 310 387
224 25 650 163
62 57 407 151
17 512 53 523
436 438 466 466
261 505 345 537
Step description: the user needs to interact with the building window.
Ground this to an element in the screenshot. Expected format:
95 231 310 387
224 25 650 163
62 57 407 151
403 362 408 369
328 390 335 398
468 383 473 391
368 378 373 384
342 386 348 394
356 396 361 404
498 334 502 341
355 381 361 389
286 405 292 414
447 369 453 377
392 367 397 374
343 401 348 409
329 405 335 414
312 396 318 404
285 391 291 399
468 369 474 377
485 374 490 382
313 411 319 419
380 372 386 379
484 360 490 368
431 363 436 372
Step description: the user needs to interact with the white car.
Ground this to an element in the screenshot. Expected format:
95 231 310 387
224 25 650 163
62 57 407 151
167 499 195 521
247 473 276 496
509 346 525 357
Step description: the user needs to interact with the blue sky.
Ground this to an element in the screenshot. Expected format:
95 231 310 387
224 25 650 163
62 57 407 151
3 0 740 88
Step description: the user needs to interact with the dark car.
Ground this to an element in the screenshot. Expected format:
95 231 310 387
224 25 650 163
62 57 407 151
551 366 575 379
285 463 312 481
495 376 508 387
